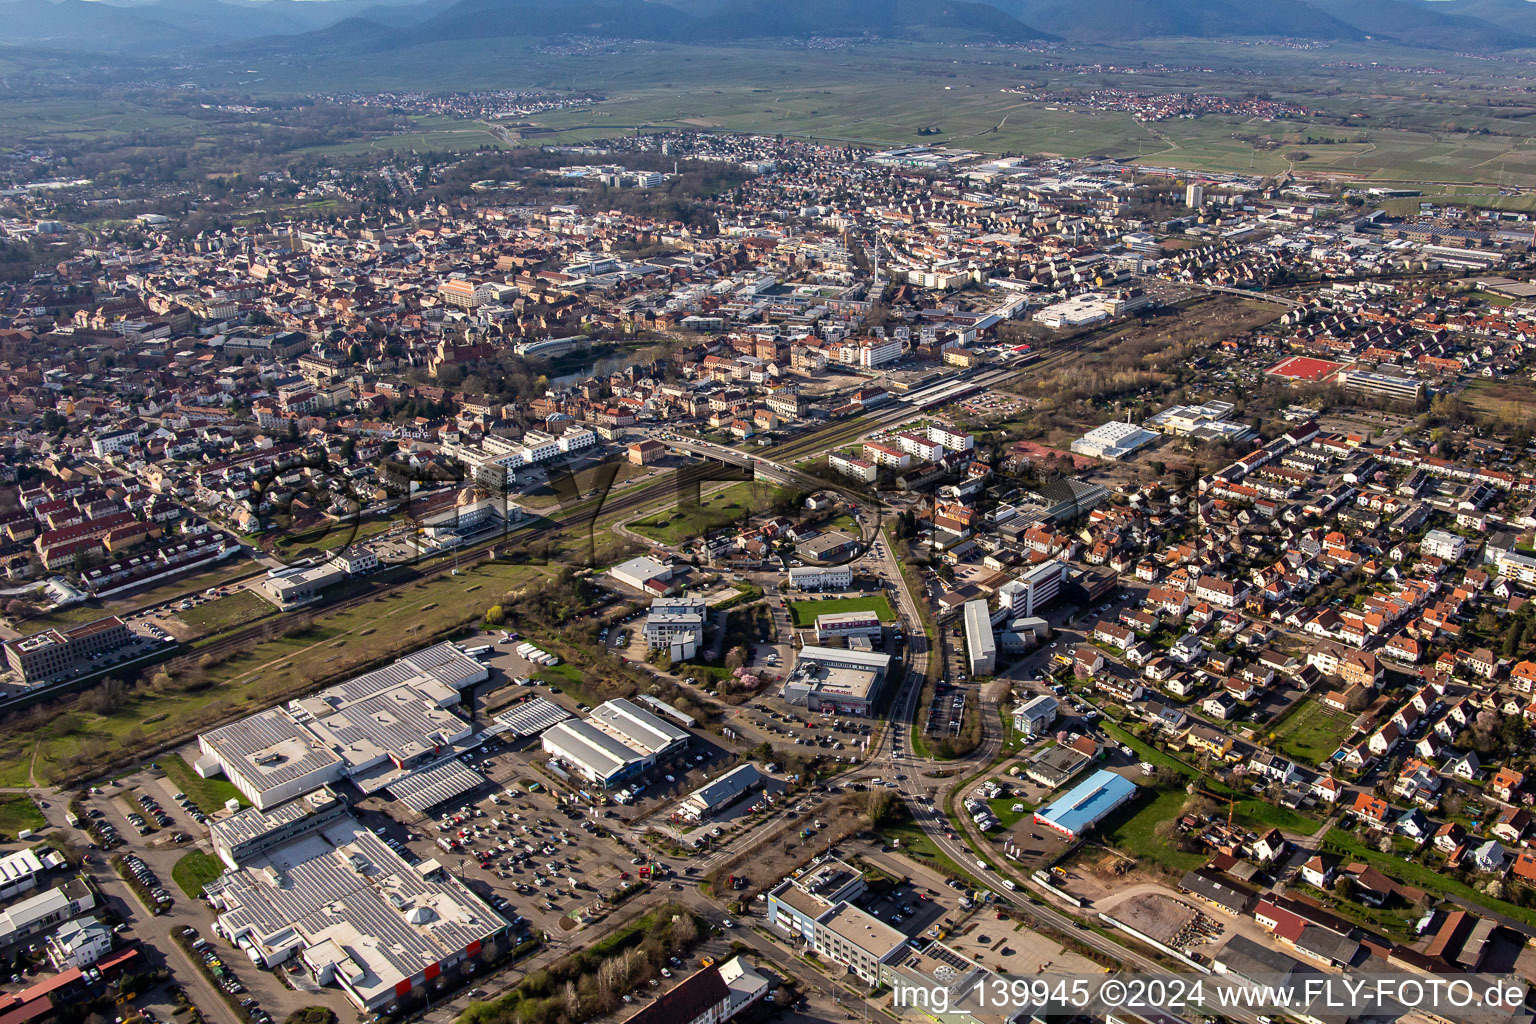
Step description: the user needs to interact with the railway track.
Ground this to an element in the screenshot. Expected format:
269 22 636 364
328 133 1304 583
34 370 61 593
168 335 1112 668
174 460 743 666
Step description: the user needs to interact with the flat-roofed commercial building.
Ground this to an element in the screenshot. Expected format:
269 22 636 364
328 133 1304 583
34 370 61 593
814 610 882 642
205 816 506 1012
812 902 906 984
0 879 95 947
208 788 348 869
766 858 867 941
3 616 137 684
782 646 892 716
1033 768 1139 839
609 555 675 594
677 763 763 822
261 562 349 610
963 599 995 676
787 566 852 591
197 643 488 809
1338 368 1424 404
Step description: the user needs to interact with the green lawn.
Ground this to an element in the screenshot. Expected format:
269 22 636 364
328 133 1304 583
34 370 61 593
0 796 46 840
787 595 897 628
880 820 973 882
1234 799 1323 835
171 850 225 899
176 590 274 636
627 481 788 545
1268 699 1356 767
1100 785 1207 874
159 754 249 810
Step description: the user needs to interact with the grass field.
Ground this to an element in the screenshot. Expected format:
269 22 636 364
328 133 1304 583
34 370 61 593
159 753 248 810
1100 785 1206 874
1269 699 1356 767
13 558 259 634
1233 799 1323 836
987 795 1033 830
175 590 273 636
627 480 786 545
787 595 897 628
0 796 46 841
171 850 225 899
271 515 401 557
1465 378 1536 430
518 461 651 510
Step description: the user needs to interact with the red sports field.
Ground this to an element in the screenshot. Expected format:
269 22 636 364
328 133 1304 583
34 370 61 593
1267 355 1348 382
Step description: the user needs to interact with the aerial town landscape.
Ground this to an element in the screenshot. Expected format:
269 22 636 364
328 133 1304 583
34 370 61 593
12 3 1536 1024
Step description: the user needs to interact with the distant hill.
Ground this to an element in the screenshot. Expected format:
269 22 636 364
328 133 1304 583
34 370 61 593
1000 0 1363 41
1425 0 1536 35
1312 0 1536 48
330 0 1054 49
0 0 446 54
0 0 1050 54
982 0 1536 47
687 0 1053 40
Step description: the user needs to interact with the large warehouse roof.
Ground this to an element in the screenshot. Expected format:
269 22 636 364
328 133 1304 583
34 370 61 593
542 719 646 783
589 698 688 755
1034 769 1138 837
387 758 487 814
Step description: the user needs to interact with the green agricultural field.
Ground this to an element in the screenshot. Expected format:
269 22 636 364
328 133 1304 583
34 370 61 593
787 595 897 628
1269 699 1357 767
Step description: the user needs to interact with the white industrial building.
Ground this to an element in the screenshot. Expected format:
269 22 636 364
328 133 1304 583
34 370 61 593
0 848 47 901
204 816 507 1012
609 555 675 594
995 560 1067 620
962 599 996 676
196 643 488 809
540 698 690 788
0 879 95 947
1071 420 1158 460
261 562 350 610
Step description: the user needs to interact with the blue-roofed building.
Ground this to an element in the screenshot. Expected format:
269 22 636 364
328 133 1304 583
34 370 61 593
1032 768 1139 838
